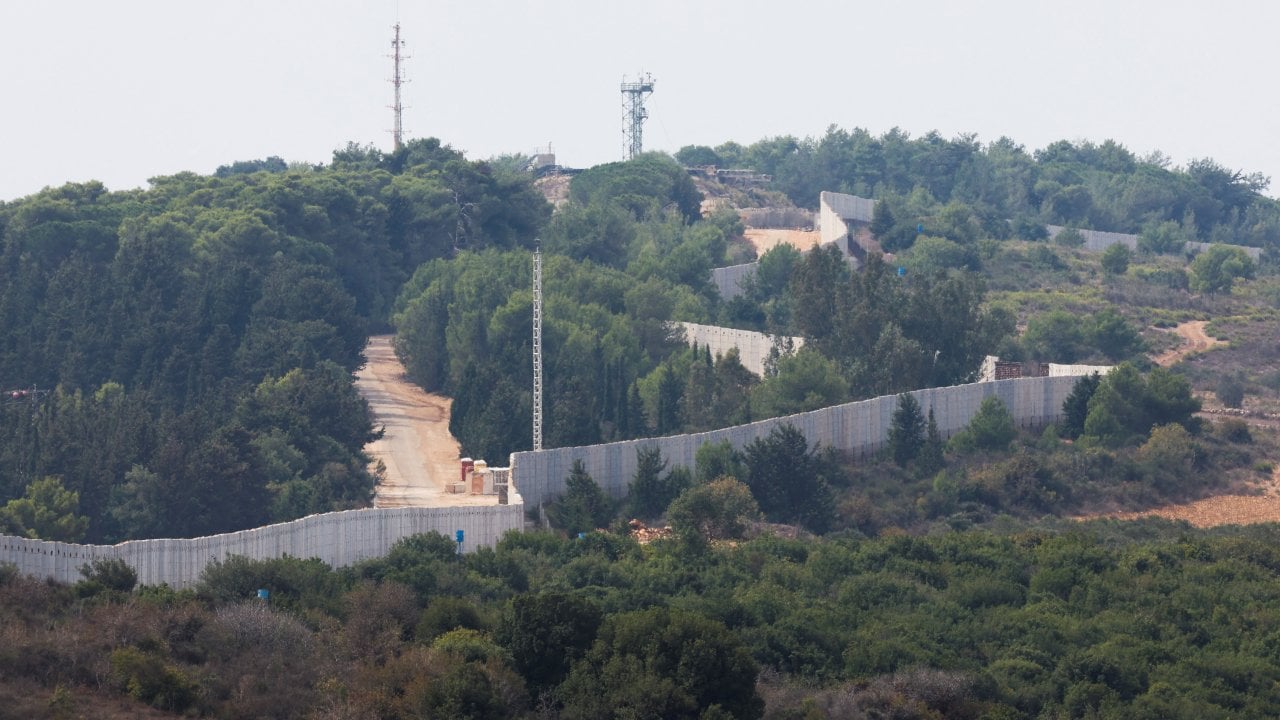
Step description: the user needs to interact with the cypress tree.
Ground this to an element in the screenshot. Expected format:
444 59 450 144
887 393 926 467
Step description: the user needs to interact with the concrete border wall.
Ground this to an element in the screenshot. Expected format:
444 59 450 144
510 375 1079 507
711 262 756 300
1046 226 1263 260
678 322 804 376
1046 225 1139 252
0 504 524 589
1185 241 1263 261
740 207 815 229
2 374 1088 588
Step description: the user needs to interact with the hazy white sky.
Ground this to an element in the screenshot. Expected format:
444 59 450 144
3 0 1278 202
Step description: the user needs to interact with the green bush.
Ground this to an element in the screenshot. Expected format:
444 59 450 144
950 396 1018 453
1053 227 1085 247
109 647 198 712
1100 243 1131 275
77 557 138 596
1215 374 1246 409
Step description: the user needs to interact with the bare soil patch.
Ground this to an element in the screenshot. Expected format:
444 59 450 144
743 228 822 255
356 336 494 508
1092 466 1280 528
1151 320 1225 367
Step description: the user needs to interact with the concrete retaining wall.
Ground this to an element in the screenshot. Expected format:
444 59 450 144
510 375 1080 507
0 504 524 589
678 322 804 376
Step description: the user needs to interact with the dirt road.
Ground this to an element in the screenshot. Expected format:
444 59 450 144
1152 320 1225 367
355 336 494 508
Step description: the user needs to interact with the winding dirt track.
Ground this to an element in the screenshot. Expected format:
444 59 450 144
1152 320 1225 367
355 336 493 508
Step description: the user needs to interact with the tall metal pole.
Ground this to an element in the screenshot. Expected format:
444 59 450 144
390 23 406 152
532 247 543 451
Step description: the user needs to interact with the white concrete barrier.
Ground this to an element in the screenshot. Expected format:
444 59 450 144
1 375 1090 588
510 375 1081 507
0 504 524 589
678 321 804 376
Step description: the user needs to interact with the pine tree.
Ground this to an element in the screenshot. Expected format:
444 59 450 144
628 446 674 519
1061 372 1101 439
549 460 611 535
917 407 945 477
887 393 926 467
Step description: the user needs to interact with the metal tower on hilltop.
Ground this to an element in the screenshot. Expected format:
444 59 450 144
620 72 655 160
389 23 409 151
532 247 544 451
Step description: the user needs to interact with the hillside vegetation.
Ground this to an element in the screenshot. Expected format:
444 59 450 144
4 126 1280 719
7 521 1280 719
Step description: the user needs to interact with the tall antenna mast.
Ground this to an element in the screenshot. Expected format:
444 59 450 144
389 23 408 151
620 72 655 160
532 246 544 451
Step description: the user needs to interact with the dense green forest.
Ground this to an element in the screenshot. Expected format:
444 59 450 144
0 139 548 541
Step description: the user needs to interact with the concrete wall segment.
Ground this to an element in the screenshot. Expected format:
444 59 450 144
0 504 523 589
510 375 1081 508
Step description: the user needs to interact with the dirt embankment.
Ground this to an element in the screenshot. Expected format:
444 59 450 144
355 336 493 508
1152 320 1225 367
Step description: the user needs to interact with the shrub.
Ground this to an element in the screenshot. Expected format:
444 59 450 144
1053 227 1084 248
417 597 490 642
109 647 198 712
77 557 138 597
1216 374 1246 409
950 396 1018 453
667 477 762 545
1189 245 1256 294
1215 419 1252 444
1100 243 1131 275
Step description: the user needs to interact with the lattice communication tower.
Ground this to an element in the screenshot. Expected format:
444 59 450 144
532 247 544 451
389 23 409 151
620 72 655 160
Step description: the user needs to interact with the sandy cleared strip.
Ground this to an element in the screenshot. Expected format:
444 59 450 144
355 336 495 508
744 228 822 255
